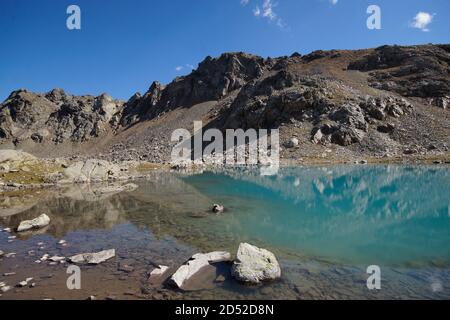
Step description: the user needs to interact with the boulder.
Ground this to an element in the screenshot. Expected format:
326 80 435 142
0 150 36 163
285 138 299 148
17 214 50 232
69 249 115 264
1 285 12 293
311 128 323 144
331 128 364 146
212 204 224 213
60 159 123 183
231 243 281 284
431 96 449 109
169 251 231 289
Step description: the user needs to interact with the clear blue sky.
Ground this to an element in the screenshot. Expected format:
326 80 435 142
0 0 449 102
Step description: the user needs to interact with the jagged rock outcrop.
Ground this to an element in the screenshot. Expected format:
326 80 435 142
120 52 266 126
348 45 450 98
0 88 124 144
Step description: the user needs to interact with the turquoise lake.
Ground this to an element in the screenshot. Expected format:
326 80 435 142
182 165 450 267
1 164 449 299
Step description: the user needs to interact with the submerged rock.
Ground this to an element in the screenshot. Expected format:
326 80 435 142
17 213 51 232
231 243 281 284
212 204 224 213
169 251 232 289
69 249 115 264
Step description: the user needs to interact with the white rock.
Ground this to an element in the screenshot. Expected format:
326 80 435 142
212 204 224 213
0 150 36 163
17 278 33 287
40 254 49 261
49 256 65 262
0 250 4 257
17 214 50 232
169 251 231 289
0 282 5 287
285 138 299 148
58 240 66 245
3 228 11 233
149 265 169 277
60 159 123 184
5 252 16 258
191 251 232 263
69 249 115 264
231 243 281 284
1 285 11 293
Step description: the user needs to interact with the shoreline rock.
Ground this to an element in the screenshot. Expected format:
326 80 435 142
169 251 232 289
69 249 115 265
231 243 281 284
17 213 50 232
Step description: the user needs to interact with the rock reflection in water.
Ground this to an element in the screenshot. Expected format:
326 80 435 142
1 166 450 300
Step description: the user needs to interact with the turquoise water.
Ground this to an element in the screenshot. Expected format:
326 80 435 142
1 165 449 299
182 165 450 267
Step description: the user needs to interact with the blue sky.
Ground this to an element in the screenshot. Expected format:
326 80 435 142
0 0 449 102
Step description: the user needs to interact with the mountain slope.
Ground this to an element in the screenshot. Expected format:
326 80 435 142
1 44 449 163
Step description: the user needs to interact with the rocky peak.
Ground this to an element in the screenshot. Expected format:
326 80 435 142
348 44 450 98
0 89 123 144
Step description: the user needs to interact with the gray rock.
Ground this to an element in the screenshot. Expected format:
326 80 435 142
69 249 115 264
59 159 123 184
17 213 50 232
231 243 281 284
285 138 299 148
1 285 12 293
149 265 169 277
169 251 232 289
311 129 323 144
0 150 36 163
212 204 224 213
49 256 65 262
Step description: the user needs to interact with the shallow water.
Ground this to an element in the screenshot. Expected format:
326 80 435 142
1 165 449 300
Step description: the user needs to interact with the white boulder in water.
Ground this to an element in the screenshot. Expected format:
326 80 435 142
169 251 231 289
231 243 281 284
17 214 50 232
212 204 224 213
69 249 115 264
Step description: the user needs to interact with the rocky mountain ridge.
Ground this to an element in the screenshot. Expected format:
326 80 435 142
1 44 449 163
